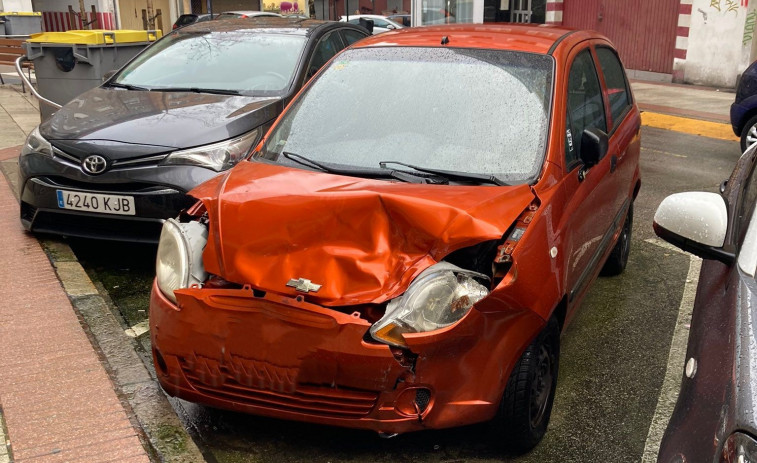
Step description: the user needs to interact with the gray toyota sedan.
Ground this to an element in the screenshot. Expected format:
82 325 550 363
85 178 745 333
18 18 368 242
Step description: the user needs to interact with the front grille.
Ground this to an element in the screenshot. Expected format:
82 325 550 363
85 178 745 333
42 176 177 193
180 356 379 418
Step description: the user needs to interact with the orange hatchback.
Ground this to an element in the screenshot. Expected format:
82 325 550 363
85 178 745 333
150 24 640 452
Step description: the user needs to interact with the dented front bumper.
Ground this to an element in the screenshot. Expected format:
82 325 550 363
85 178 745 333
150 280 544 434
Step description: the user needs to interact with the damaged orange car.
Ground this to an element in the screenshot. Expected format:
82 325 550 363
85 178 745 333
150 24 641 452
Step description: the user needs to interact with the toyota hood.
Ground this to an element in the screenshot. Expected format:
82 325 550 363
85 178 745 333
190 162 536 306
40 87 281 159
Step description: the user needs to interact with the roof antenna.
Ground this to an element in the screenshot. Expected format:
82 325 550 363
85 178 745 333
441 36 449 45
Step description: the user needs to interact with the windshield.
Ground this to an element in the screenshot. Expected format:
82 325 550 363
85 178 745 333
114 30 306 95
258 47 554 184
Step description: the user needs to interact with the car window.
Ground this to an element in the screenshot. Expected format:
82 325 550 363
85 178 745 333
373 19 389 27
565 49 607 169
261 47 554 185
341 29 367 45
596 47 631 131
306 31 344 78
114 31 307 96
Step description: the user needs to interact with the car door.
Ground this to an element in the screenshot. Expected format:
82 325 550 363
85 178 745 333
657 146 757 461
594 45 641 233
560 43 619 313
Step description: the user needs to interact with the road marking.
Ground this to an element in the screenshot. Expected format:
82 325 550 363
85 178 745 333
641 238 702 462
125 320 149 338
642 111 738 142
643 147 688 158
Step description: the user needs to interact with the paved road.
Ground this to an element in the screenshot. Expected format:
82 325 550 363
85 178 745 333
67 125 741 463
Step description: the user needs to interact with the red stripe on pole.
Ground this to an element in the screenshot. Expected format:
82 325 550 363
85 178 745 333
676 26 689 37
546 2 564 12
674 48 687 59
679 3 692 14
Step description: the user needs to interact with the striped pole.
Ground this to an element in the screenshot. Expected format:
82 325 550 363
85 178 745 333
546 0 563 25
673 0 693 83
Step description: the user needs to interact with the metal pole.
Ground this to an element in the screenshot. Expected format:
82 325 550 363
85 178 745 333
207 0 213 16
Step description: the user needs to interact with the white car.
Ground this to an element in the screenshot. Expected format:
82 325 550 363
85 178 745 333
339 14 403 34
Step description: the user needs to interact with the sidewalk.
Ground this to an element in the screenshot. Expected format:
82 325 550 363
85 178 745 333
0 86 151 462
0 75 741 463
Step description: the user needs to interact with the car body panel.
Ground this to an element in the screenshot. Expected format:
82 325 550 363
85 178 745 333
657 146 757 462
189 161 536 306
42 88 281 151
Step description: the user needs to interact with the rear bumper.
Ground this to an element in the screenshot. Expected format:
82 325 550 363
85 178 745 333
149 280 545 434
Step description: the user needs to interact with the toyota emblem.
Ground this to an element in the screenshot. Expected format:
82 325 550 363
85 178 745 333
82 155 108 175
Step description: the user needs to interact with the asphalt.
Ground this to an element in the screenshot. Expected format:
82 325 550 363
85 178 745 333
0 69 741 463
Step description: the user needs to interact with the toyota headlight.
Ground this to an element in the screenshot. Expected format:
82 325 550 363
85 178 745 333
370 262 490 348
156 218 208 303
20 126 52 157
161 128 261 171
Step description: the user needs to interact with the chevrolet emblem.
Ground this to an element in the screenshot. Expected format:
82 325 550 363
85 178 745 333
286 278 322 293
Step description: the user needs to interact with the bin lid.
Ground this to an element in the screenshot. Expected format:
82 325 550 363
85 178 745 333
27 29 162 45
0 11 42 16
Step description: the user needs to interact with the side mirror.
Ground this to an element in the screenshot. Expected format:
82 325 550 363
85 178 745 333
580 127 608 168
358 18 374 34
653 191 734 264
102 70 117 83
386 24 396 30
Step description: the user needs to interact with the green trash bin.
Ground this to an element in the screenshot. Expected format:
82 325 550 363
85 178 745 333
0 12 42 36
25 29 162 120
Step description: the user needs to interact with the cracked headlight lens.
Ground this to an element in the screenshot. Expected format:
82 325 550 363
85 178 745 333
20 126 52 157
370 262 489 348
161 128 261 171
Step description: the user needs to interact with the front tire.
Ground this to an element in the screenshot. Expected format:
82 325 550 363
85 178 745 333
601 202 633 276
495 317 560 454
741 114 757 153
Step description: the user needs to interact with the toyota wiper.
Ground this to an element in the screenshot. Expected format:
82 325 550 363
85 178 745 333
379 161 509 186
282 152 442 184
107 82 150 91
150 87 242 96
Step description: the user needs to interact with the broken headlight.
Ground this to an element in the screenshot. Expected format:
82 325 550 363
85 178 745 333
370 262 489 348
156 218 208 303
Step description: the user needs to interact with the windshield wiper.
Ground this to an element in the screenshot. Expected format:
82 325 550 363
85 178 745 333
106 82 150 91
282 152 440 184
379 161 509 186
150 87 242 96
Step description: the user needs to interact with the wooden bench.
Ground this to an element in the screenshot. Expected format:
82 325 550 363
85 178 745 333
0 37 32 92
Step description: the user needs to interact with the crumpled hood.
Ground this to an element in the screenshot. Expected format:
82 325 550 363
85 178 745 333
190 162 536 306
40 87 281 157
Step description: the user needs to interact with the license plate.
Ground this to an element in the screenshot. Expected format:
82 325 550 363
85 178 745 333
56 190 136 216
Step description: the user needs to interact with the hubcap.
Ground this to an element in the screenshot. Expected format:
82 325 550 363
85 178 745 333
530 345 553 428
747 124 757 149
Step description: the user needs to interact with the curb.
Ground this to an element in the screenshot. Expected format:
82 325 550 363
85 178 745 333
0 152 205 463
